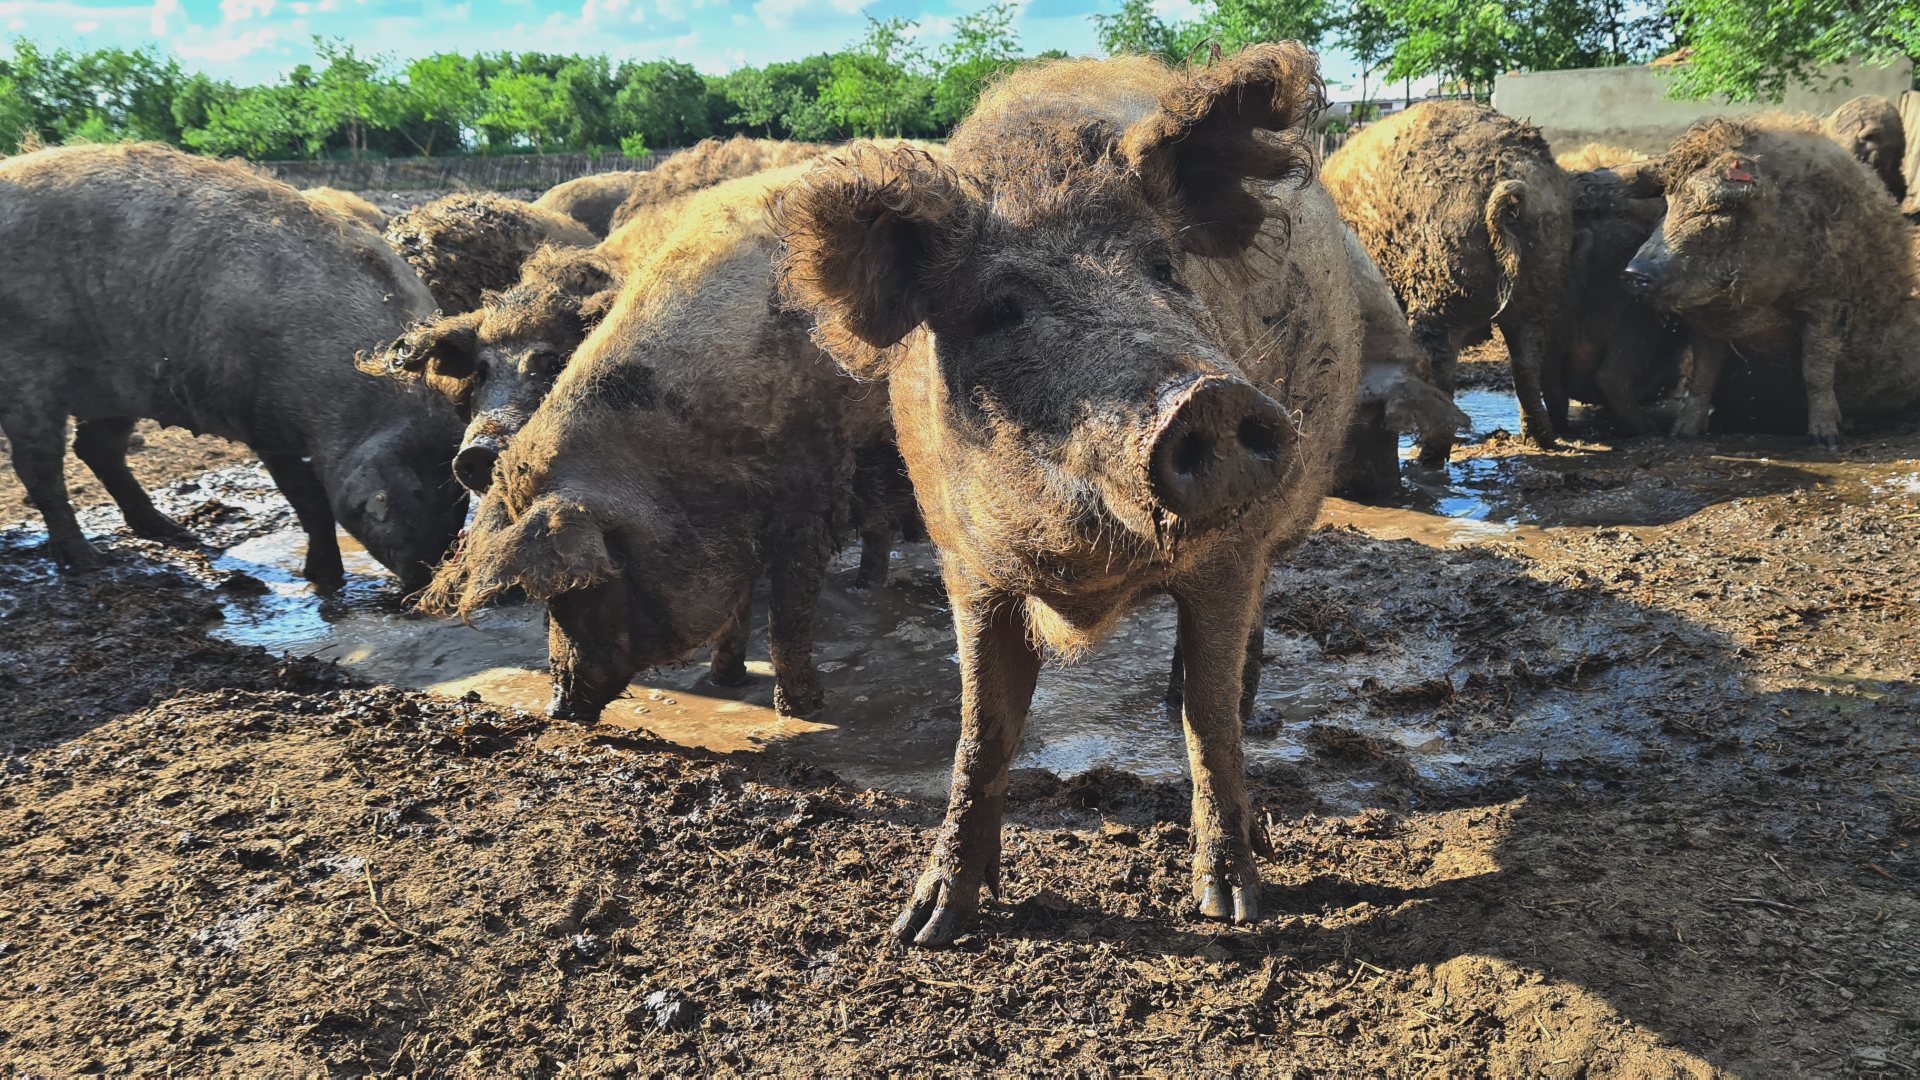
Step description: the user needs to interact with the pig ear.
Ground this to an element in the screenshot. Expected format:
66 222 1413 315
1120 42 1326 258
573 288 618 336
772 144 970 377
366 311 482 385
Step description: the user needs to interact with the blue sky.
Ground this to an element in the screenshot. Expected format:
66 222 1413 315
0 0 1407 98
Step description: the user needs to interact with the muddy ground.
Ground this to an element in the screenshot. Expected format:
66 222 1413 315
0 353 1916 1075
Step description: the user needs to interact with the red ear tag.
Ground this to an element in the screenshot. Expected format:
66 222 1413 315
1724 162 1753 183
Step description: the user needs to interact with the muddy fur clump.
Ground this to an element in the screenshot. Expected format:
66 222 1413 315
384 193 597 314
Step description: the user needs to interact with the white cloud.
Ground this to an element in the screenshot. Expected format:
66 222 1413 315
750 0 864 31
73 17 96 28
581 0 642 26
149 0 179 35
219 0 275 19
174 26 280 61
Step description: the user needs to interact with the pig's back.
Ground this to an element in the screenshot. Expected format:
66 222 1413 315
0 143 432 433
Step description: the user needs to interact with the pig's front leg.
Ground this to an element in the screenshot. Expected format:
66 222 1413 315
1800 307 1843 447
894 574 1042 947
1174 571 1267 924
1672 334 1727 439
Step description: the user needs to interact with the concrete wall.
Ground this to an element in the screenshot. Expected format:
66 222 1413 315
1493 61 1915 156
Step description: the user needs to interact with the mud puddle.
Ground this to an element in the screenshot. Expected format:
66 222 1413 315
11 417 1914 804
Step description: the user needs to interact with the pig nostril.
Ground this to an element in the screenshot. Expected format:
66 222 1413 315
454 445 500 493
1172 431 1213 477
1238 416 1282 458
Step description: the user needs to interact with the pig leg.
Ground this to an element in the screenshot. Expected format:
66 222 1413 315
766 517 830 718
257 451 344 591
1174 571 1268 923
1410 320 1460 467
853 446 894 591
895 576 1042 947
708 587 752 687
1800 311 1843 447
1501 317 1559 449
0 409 97 570
72 419 195 544
1166 621 1263 725
1672 335 1728 439
1594 344 1654 437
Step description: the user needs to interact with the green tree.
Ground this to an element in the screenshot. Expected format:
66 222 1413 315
477 70 562 152
182 85 304 158
1376 0 1519 99
1094 0 1204 61
553 57 616 150
305 39 391 158
0 75 38 150
1334 0 1404 111
1662 0 1916 101
393 54 483 156
717 56 839 138
822 17 933 137
1206 0 1331 52
612 60 712 148
931 3 1022 128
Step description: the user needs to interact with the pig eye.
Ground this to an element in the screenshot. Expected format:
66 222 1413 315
972 295 1024 336
525 351 565 379
1151 257 1178 284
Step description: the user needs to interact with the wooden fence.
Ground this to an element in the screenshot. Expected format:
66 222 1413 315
261 151 675 192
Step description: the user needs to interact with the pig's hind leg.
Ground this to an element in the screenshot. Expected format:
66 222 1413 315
766 515 831 718
73 419 196 544
708 587 753 687
0 407 98 570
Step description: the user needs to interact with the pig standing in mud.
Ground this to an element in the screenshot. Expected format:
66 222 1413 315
1557 154 1687 435
0 143 467 590
1622 117 1920 443
773 45 1362 944
424 161 890 720
1323 101 1571 460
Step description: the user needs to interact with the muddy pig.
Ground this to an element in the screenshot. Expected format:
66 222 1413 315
385 193 597 314
532 170 649 239
423 161 890 720
607 135 829 233
0 143 467 590
1622 116 1920 443
1823 95 1907 204
302 186 389 232
1558 156 1686 435
1323 100 1572 460
773 45 1362 944
1336 222 1471 497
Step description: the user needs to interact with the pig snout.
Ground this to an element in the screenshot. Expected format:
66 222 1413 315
1621 226 1669 301
1619 259 1658 299
453 435 504 494
1147 376 1296 519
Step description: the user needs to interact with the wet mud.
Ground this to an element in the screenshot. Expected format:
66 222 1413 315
0 365 1916 1074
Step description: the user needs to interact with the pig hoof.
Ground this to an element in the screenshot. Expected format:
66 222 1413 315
1194 872 1262 924
773 681 824 719
127 515 197 546
893 872 980 947
1414 444 1451 469
1670 414 1707 440
53 542 104 572
545 691 601 725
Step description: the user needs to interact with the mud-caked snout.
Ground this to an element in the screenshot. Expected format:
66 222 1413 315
1147 376 1296 520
